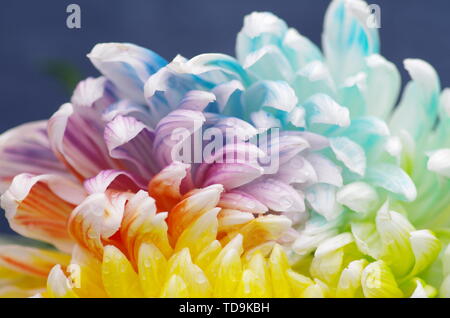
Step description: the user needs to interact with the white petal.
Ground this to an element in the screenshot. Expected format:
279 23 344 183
330 137 366 176
427 149 450 178
336 182 379 214
364 54 401 119
306 184 342 221
303 94 350 127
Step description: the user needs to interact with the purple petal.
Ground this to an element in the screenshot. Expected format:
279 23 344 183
84 170 143 194
239 178 306 213
154 109 205 168
104 115 157 180
219 190 268 213
0 121 69 192
47 78 120 180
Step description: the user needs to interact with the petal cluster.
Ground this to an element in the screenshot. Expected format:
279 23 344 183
0 0 449 298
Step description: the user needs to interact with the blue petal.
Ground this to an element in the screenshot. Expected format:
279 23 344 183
365 163 417 201
323 0 379 83
88 43 167 104
389 59 441 143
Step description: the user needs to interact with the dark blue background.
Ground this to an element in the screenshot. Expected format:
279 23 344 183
1 0 450 234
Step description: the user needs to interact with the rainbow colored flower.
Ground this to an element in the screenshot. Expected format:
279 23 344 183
0 0 449 298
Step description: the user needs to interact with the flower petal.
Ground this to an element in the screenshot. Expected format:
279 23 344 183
178 90 216 111
310 233 354 284
336 259 368 298
46 265 78 298
306 183 342 221
236 11 287 63
218 190 268 214
0 245 69 278
239 178 305 213
364 54 401 119
48 79 119 180
303 94 350 127
376 202 415 277
243 81 298 117
282 28 323 70
84 170 143 194
390 59 440 141
336 181 379 214
225 215 292 251
365 164 417 202
306 153 343 187
102 245 144 298
88 43 167 104
104 115 158 180
1 174 86 252
330 137 366 176
120 190 172 264
408 230 441 277
242 45 294 81
427 148 450 178
148 162 190 212
361 260 403 298
0 121 68 193
68 191 129 258
323 0 379 82
167 184 224 243
153 109 205 168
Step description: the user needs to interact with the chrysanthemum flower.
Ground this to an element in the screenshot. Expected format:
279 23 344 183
0 0 449 298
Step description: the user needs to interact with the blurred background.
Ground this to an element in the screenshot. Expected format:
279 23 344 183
0 0 450 233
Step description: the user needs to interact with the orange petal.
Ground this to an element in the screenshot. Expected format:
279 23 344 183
148 162 190 212
68 191 129 259
0 245 70 278
120 190 172 264
167 184 223 243
222 215 292 251
1 174 86 252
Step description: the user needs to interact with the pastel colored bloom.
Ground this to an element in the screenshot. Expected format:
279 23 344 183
0 0 449 298
230 0 448 297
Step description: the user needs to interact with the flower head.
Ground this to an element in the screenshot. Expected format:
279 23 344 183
0 0 449 298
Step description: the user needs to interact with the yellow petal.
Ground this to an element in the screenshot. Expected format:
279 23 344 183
160 274 189 298
302 279 329 298
167 248 211 297
268 244 292 297
121 191 172 262
137 243 167 297
408 230 441 277
148 162 189 212
361 260 403 298
0 244 70 278
286 269 314 297
46 265 78 298
168 184 223 243
235 269 267 297
207 235 243 297
244 252 272 297
175 208 219 259
70 245 107 298
102 245 144 298
336 259 368 298
225 215 291 251
376 202 415 277
194 240 222 271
